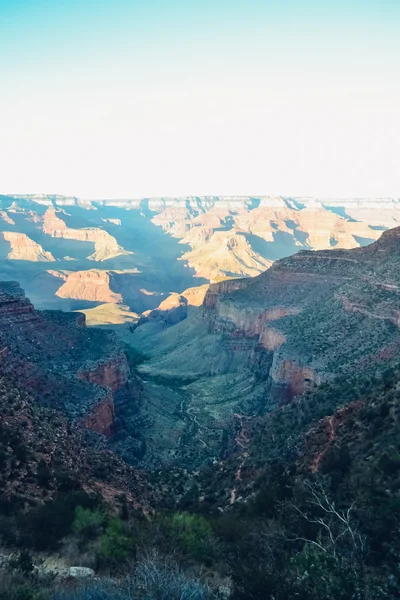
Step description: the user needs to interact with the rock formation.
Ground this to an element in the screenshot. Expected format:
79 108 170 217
0 281 140 437
0 232 55 261
48 269 123 303
0 194 397 323
43 207 131 261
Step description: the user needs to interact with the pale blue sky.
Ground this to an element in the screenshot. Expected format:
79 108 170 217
1 0 399 198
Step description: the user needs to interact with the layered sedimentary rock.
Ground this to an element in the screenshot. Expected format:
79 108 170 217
149 196 385 280
0 232 55 261
48 269 122 303
0 194 397 326
43 207 131 261
78 353 129 392
80 390 116 436
0 281 138 437
137 284 209 327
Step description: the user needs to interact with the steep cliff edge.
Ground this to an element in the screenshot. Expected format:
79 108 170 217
0 281 141 438
201 226 400 387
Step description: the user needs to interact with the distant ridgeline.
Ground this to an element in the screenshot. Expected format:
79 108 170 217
0 194 397 319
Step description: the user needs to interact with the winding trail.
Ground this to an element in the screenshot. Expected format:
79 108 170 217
229 414 251 504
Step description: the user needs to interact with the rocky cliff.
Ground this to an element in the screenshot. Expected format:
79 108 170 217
200 226 400 393
0 281 140 438
48 269 123 303
0 232 55 261
43 207 131 261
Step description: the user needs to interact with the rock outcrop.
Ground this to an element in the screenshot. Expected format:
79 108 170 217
0 232 55 261
78 353 129 392
48 269 123 303
80 390 115 436
43 207 131 261
137 284 210 327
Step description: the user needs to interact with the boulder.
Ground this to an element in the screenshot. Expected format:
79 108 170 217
68 566 95 579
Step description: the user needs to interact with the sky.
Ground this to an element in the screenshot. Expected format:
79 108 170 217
0 0 399 199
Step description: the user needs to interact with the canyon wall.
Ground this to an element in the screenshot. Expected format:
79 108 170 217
0 281 139 437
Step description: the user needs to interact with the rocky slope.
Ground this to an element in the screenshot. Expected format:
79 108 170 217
0 374 148 513
0 281 141 437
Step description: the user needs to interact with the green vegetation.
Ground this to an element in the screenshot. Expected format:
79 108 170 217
122 343 148 370
97 518 133 568
72 507 105 543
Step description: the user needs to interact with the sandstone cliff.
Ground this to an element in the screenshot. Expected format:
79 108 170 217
48 269 123 303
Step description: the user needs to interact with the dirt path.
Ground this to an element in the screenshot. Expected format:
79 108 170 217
229 414 251 504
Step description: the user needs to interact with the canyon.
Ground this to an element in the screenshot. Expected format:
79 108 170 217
126 226 400 470
0 195 398 326
1 210 400 562
1 195 400 475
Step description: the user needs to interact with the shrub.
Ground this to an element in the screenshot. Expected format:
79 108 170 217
133 551 217 599
36 460 52 488
166 513 218 564
10 550 34 574
97 519 133 569
18 491 102 550
0 570 49 600
72 507 105 543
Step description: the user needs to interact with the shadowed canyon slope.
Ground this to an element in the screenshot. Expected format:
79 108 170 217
0 195 398 325
0 281 142 437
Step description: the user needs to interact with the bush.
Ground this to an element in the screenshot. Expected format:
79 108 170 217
10 550 34 574
0 570 49 600
72 507 105 543
133 551 217 600
97 519 133 569
18 491 102 550
166 513 218 564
